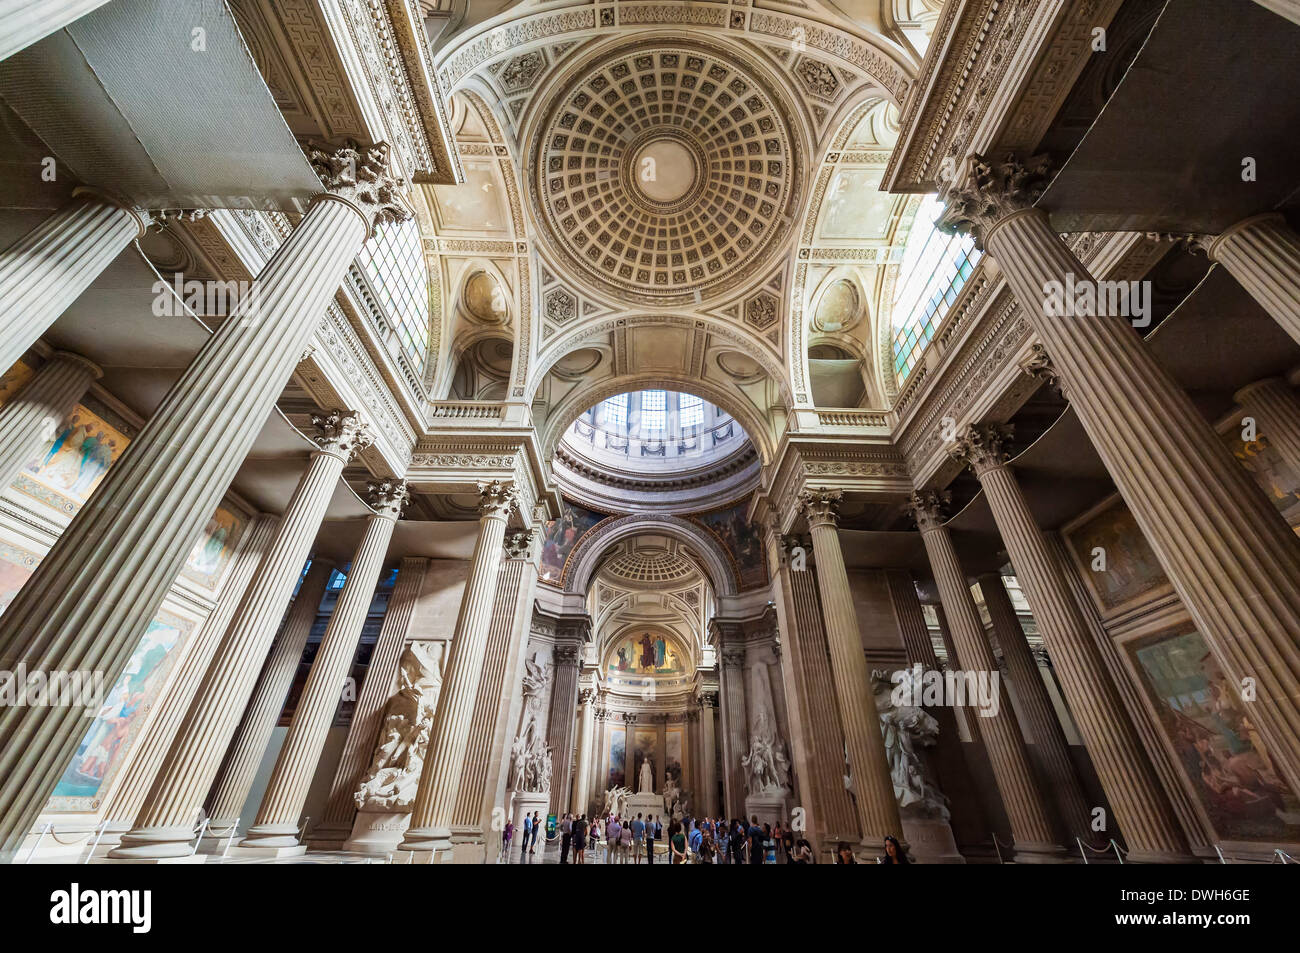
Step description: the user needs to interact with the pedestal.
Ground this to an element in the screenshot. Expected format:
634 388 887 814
626 792 665 822
342 811 411 853
899 815 965 864
744 791 791 828
509 791 550 864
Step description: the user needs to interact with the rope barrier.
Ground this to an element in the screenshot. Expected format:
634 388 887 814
990 833 1014 864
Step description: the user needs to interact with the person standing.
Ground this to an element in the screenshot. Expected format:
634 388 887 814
882 836 909 865
835 841 857 864
572 815 587 865
530 811 542 855
688 820 703 858
502 820 514 863
747 816 765 865
670 822 688 864
632 813 646 865
520 813 533 861
780 824 794 863
606 816 622 865
559 812 572 864
729 819 744 865
619 816 633 863
793 838 814 864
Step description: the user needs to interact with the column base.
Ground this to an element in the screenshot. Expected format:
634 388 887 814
304 821 352 851
1120 849 1202 865
1011 841 1075 864
225 844 308 859
397 825 455 857
94 854 208 865
108 826 202 860
238 824 304 850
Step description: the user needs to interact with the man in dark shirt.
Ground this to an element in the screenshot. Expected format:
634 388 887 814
748 816 765 865
559 813 572 864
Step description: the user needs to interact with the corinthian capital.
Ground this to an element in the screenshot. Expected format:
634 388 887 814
310 410 373 461
798 488 842 529
478 480 520 521
307 140 410 237
504 528 538 560
906 490 951 534
938 152 1053 249
1019 342 1069 401
367 479 410 519
950 423 1013 476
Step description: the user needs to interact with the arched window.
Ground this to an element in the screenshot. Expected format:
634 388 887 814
679 392 703 427
357 217 431 377
890 194 981 384
641 390 666 430
603 393 628 425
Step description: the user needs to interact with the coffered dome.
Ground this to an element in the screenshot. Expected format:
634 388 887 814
529 40 802 307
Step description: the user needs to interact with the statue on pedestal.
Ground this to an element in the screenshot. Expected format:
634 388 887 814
637 756 655 794
742 708 792 795
354 642 443 812
509 654 553 794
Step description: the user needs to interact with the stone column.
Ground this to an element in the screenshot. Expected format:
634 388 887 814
0 350 100 489
109 412 371 859
546 642 582 815
907 490 1062 860
1251 0 1300 26
0 189 151 373
241 481 408 851
202 557 335 837
699 693 718 817
976 569 1093 840
0 0 111 61
942 153 1300 797
399 481 518 857
799 489 904 846
0 142 405 860
309 555 428 848
1199 214 1300 343
99 512 279 834
951 425 1193 861
718 642 748 818
1234 377 1300 474
571 689 595 816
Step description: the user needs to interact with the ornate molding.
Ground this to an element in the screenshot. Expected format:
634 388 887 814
797 487 842 530
949 423 1013 477
310 409 374 461
308 140 410 236
906 490 951 534
367 478 410 519
938 152 1053 250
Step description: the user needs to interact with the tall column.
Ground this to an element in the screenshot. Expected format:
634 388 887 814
99 513 279 833
0 190 151 372
310 555 428 848
0 142 406 860
109 412 371 859
202 557 335 836
546 641 582 815
1200 214 1300 343
0 0 111 62
1234 377 1300 474
718 642 748 818
799 489 904 847
571 689 595 816
976 569 1093 840
908 490 1063 860
698 693 718 818
0 350 100 489
399 481 518 857
941 153 1300 796
952 425 1193 861
241 482 408 850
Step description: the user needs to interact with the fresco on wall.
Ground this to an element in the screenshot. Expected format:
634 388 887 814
0 359 34 406
607 631 686 677
607 727 626 790
0 542 38 615
539 499 605 584
50 613 194 809
1224 430 1300 533
1128 626 1300 843
692 502 767 590
182 505 246 591
17 402 131 513
1065 496 1169 613
665 727 683 789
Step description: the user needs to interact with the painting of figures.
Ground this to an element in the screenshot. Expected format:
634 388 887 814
607 631 686 676
607 727 626 790
1064 495 1169 613
1128 626 1300 843
539 500 605 585
51 616 191 807
665 728 683 789
692 502 767 590
0 545 37 616
633 728 656 794
0 359 34 407
182 505 246 590
1224 429 1300 533
19 403 130 512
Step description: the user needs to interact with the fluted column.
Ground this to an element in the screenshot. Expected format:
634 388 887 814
1234 377 1300 474
310 555 428 847
0 350 100 489
109 412 371 859
977 570 1093 839
718 643 748 818
571 689 595 815
799 489 904 846
0 0 111 61
0 142 406 860
951 425 1193 861
699 693 717 817
908 490 1062 860
241 482 408 850
99 512 279 833
1199 214 1300 343
399 481 518 857
546 643 582 815
202 558 335 836
942 153 1300 797
0 190 150 372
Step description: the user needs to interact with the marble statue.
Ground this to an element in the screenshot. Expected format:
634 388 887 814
872 669 950 820
602 785 630 819
742 708 792 796
354 641 443 812
508 654 553 794
637 756 655 794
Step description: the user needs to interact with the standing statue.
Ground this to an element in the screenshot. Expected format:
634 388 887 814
638 756 655 794
509 654 553 794
872 669 950 820
354 642 443 812
742 707 792 795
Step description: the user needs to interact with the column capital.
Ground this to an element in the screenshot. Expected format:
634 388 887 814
1018 342 1069 401
798 488 842 529
307 140 410 238
366 479 409 520
906 490 951 534
720 644 746 669
950 423 1014 476
938 152 1053 250
477 480 520 521
579 688 595 705
698 691 718 709
310 409 373 462
554 643 581 666
504 527 538 560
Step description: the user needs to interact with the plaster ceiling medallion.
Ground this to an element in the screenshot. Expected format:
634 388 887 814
530 41 801 307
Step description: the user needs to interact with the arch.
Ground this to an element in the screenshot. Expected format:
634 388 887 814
565 514 738 596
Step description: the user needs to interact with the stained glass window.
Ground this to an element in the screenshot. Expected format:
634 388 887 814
357 217 431 377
